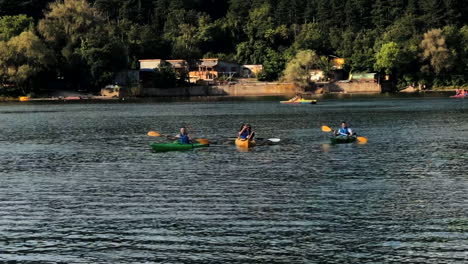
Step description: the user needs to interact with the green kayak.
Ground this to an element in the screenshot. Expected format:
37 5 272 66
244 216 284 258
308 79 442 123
330 136 357 144
150 141 209 152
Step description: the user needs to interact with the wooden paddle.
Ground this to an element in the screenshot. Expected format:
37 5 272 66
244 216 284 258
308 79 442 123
147 130 209 144
321 125 368 144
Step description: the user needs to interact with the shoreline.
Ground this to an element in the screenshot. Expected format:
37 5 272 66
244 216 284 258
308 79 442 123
0 91 459 104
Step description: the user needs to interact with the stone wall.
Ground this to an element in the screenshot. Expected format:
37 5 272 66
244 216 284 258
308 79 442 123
141 81 384 97
321 81 382 94
142 82 301 97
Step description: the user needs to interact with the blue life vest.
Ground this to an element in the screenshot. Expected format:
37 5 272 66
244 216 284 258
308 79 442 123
338 127 351 136
240 129 251 139
179 134 190 144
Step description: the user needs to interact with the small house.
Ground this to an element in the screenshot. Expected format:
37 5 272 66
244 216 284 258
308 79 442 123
309 70 325 82
241 65 263 78
350 73 378 82
139 59 165 70
189 59 240 84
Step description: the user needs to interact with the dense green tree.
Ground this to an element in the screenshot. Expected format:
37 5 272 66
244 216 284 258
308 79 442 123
257 48 286 81
292 23 324 52
420 29 453 75
283 49 328 87
374 42 403 74
1 0 468 92
0 31 54 94
0 15 34 41
419 0 446 29
38 0 127 90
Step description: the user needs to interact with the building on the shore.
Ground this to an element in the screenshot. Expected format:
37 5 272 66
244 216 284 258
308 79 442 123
330 56 347 81
165 60 189 74
331 57 345 69
349 72 378 82
139 59 166 70
241 65 263 78
139 59 189 73
309 70 326 82
189 58 241 84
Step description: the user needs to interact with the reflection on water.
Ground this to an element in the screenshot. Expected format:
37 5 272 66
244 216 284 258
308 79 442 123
0 98 467 263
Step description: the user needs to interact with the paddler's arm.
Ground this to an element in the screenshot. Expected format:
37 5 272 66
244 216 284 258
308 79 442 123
238 126 247 137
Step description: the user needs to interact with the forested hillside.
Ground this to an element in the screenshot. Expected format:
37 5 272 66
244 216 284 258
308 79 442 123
1 0 468 94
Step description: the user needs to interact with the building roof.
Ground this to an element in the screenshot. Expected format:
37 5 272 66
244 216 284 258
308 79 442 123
166 60 188 68
200 60 218 67
139 59 164 62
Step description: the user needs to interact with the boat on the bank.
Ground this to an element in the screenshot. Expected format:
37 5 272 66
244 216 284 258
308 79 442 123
450 94 467 98
280 99 317 104
64 96 82 100
235 138 256 148
150 141 209 152
19 96 30 102
330 136 357 144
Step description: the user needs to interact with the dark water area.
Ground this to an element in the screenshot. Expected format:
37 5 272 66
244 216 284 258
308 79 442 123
0 97 467 263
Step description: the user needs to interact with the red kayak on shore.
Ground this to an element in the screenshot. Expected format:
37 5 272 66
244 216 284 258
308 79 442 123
450 94 467 98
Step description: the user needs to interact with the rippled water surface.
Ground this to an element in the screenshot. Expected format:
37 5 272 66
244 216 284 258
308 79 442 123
0 97 467 263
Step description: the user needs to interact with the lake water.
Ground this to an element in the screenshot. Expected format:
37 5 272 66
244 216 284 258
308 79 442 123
0 97 467 263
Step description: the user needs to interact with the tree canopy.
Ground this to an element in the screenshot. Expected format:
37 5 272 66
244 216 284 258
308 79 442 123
2 0 468 94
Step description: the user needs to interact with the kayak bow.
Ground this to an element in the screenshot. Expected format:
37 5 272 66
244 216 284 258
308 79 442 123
280 99 317 104
235 138 256 148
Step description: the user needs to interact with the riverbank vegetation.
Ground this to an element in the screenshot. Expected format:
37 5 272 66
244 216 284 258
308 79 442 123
1 0 468 95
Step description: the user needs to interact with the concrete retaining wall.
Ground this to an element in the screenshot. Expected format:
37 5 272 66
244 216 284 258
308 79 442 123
141 81 382 97
142 83 301 97
322 82 382 94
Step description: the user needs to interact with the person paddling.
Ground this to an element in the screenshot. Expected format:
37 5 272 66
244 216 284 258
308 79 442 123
334 121 354 137
176 127 192 144
238 124 255 140
291 93 302 102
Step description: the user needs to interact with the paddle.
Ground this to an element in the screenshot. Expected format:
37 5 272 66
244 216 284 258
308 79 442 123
356 136 368 144
228 137 280 143
321 125 333 132
147 130 209 144
321 125 368 144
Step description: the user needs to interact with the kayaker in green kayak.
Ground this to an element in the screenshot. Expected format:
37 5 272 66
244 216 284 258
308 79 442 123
176 127 192 144
334 121 355 137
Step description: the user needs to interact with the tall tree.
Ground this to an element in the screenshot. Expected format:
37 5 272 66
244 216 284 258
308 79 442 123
420 28 453 75
0 15 34 41
38 0 127 90
0 31 54 94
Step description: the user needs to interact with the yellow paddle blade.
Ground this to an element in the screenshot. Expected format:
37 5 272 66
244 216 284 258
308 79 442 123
321 125 332 132
357 136 368 144
147 131 161 137
196 138 209 145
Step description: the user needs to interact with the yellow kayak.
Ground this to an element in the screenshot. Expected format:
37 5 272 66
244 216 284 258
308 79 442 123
235 138 256 148
280 99 317 104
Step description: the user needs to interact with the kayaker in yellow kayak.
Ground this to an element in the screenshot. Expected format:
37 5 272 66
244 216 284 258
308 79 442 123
238 124 255 140
334 121 354 137
290 93 302 102
175 127 192 144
